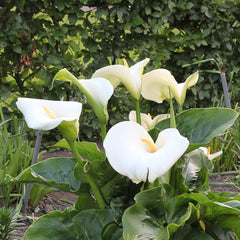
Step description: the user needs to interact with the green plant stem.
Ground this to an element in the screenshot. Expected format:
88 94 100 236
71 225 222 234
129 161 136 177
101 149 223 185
135 99 141 125
99 122 107 142
178 104 183 114
209 182 236 187
68 140 85 168
169 89 176 128
68 140 106 209
210 171 239 176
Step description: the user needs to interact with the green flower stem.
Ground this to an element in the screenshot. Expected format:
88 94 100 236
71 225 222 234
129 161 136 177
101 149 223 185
178 104 183 114
99 122 107 142
210 170 239 176
86 174 106 209
135 99 141 125
68 140 85 168
169 89 176 128
209 182 237 187
68 140 106 209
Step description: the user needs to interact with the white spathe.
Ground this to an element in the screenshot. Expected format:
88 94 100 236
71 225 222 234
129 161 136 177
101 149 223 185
53 68 113 123
92 58 150 99
142 69 199 105
129 111 170 131
78 77 114 122
103 121 189 183
16 98 82 130
199 147 223 160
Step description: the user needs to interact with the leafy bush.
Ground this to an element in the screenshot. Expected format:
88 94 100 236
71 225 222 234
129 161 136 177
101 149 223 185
1 0 239 140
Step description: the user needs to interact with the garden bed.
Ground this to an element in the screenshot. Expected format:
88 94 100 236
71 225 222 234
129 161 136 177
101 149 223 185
14 150 239 239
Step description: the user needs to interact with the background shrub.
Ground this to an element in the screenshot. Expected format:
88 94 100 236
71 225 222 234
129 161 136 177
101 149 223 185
1 0 239 140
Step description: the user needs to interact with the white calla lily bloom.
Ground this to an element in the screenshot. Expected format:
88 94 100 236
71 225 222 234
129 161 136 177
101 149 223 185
16 98 82 131
142 69 199 105
53 69 113 123
103 121 189 183
129 111 170 131
199 147 223 160
92 58 150 99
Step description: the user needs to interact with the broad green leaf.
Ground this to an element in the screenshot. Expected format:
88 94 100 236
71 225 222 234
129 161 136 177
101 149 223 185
53 139 105 161
85 160 117 187
205 200 240 220
17 157 82 193
85 159 140 204
23 210 78 240
102 222 123 240
171 225 215 240
122 185 194 240
216 215 240 238
75 193 98 212
150 108 239 151
207 191 240 202
73 209 116 240
212 223 239 240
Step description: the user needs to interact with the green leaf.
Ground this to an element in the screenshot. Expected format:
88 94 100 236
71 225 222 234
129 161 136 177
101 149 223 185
17 157 82 193
171 225 215 240
122 185 194 239
73 209 116 239
86 160 116 186
102 222 123 240
23 210 78 240
75 193 98 212
55 0 65 11
145 6 152 15
150 108 239 151
53 139 105 161
216 215 240 238
13 45 22 54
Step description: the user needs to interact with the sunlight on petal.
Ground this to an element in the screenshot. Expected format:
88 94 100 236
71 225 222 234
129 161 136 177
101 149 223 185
16 98 82 131
92 58 149 99
142 69 199 105
104 121 189 183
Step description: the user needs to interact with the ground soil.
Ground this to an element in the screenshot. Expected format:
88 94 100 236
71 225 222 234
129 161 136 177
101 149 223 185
13 150 239 239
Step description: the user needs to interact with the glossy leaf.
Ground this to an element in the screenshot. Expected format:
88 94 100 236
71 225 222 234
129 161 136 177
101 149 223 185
17 157 82 193
171 225 215 240
53 139 105 161
73 209 116 240
122 185 195 239
23 210 78 240
150 108 239 151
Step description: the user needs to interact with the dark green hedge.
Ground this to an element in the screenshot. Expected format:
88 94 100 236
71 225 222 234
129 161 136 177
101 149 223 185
1 0 239 139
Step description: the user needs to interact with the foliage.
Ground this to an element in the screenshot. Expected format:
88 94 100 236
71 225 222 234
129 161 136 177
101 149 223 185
1 0 240 141
0 207 19 240
0 107 34 208
15 106 239 239
209 107 240 172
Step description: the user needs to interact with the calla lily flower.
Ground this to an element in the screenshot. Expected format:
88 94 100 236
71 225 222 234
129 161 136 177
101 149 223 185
92 58 150 99
53 69 113 123
129 111 170 131
103 121 189 183
16 98 82 140
142 69 199 105
199 147 223 160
